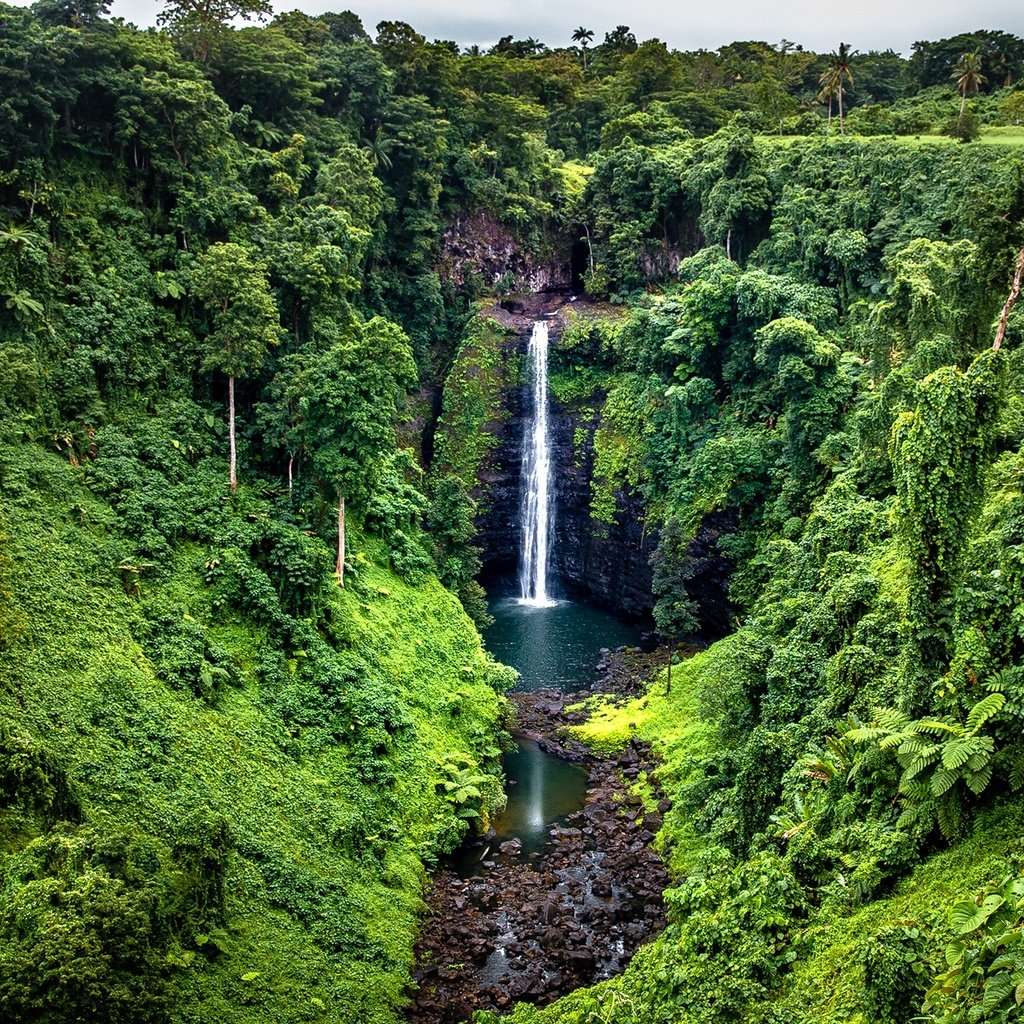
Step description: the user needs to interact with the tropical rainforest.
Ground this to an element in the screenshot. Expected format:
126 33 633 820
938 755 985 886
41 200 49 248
2 2 1024 1022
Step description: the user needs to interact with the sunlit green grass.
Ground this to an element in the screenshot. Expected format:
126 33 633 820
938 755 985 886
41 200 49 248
764 125 1024 147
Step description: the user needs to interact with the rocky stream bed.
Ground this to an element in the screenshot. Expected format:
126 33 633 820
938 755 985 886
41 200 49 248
407 649 672 1023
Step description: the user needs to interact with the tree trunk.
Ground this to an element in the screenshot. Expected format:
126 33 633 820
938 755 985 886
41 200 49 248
838 86 844 134
228 375 237 492
583 224 595 274
336 493 346 586
287 452 294 492
994 244 1024 351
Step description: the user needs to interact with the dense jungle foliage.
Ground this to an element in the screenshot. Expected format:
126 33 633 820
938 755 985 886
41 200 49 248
2 2 1024 1022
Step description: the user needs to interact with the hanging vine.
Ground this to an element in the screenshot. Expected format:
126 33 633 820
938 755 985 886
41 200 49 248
889 350 1006 711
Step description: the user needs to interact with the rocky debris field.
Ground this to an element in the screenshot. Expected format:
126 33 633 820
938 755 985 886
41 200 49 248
407 657 672 1023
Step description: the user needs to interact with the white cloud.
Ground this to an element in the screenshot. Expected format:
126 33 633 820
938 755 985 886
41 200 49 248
4 0 1023 54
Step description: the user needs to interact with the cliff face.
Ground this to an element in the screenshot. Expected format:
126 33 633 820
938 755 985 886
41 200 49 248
547 402 654 616
438 211 573 294
470 303 654 618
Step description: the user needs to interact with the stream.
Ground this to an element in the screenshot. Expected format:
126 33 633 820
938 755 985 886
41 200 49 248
406 316 668 1021
408 607 669 1022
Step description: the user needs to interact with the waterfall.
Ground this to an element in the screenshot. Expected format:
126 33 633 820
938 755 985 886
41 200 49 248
519 320 556 607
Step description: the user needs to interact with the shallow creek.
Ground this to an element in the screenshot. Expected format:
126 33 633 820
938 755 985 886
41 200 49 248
407 601 668 1022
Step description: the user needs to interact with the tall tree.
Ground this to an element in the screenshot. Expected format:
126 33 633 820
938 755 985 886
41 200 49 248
32 0 110 27
572 26 594 72
952 51 987 129
192 242 280 491
819 42 856 134
157 0 272 64
296 316 416 585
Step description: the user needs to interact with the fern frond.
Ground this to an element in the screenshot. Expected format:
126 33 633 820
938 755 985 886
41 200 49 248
847 726 889 745
984 665 1024 695
900 744 942 778
965 762 994 795
893 739 925 763
965 738 995 771
936 795 966 840
912 718 960 737
881 731 915 750
876 708 912 731
941 738 975 771
1010 755 1024 791
899 777 932 800
966 692 1007 734
931 767 960 797
897 799 935 832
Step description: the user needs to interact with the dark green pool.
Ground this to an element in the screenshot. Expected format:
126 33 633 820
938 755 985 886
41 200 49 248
483 597 643 692
491 738 588 857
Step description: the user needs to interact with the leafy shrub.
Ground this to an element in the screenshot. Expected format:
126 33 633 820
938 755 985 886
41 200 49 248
0 819 228 1024
925 874 1024 1023
858 923 931 1023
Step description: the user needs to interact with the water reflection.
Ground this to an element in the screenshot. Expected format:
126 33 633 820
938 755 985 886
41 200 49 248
492 739 588 857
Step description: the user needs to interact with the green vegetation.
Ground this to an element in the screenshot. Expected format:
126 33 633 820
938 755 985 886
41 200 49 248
471 44 1024 1024
3 4 1024 1023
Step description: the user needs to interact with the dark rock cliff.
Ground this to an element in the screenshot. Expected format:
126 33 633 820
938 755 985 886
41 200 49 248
546 402 654 617
438 211 573 294
472 301 654 618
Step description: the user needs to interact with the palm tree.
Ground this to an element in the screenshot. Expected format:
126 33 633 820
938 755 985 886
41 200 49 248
361 129 393 172
817 77 835 131
572 26 594 71
952 51 987 130
819 42 856 134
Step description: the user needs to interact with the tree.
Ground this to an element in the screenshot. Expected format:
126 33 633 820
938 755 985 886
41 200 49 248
952 51 987 131
819 42 856 134
603 25 637 54
755 40 814 134
889 351 1005 709
32 0 110 27
615 40 683 111
192 242 280 491
157 0 272 64
1001 88 1024 125
572 26 594 72
295 316 416 585
910 29 1024 90
651 517 700 641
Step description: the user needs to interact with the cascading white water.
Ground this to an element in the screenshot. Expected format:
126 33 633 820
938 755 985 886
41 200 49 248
519 320 557 607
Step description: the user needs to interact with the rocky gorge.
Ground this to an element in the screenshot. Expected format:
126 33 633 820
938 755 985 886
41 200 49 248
407 653 673 1024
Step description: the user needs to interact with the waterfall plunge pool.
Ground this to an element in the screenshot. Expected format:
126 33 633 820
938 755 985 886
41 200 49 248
483 596 644 692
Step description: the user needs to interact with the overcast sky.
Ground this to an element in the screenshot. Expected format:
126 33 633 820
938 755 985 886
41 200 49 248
8 0 1024 54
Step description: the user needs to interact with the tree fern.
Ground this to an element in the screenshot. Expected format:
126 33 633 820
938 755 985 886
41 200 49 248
850 687 1012 839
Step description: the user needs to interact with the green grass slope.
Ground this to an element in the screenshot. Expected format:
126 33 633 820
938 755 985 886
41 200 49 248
0 425 509 1024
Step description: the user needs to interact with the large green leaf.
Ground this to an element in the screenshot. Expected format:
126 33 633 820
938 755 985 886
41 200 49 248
951 895 1005 935
981 971 1013 1013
